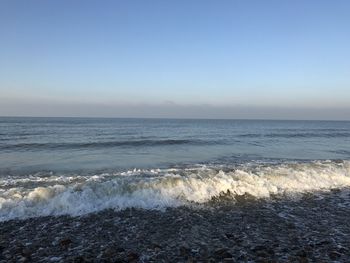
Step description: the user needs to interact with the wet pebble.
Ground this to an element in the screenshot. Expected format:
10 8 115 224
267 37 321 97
1 190 350 262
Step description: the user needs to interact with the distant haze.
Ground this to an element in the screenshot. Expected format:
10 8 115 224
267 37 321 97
1 0 350 120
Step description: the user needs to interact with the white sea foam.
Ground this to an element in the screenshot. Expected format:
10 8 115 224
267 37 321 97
0 160 350 221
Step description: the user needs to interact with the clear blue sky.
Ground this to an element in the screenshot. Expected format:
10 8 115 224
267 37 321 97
1 0 350 119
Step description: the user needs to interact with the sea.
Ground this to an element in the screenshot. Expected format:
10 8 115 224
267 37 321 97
1 117 350 221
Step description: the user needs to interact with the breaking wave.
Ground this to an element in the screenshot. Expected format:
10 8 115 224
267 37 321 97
1 160 350 221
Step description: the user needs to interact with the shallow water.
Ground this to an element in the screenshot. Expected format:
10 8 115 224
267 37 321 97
1 117 350 220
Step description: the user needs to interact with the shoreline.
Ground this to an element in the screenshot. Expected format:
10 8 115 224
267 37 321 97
1 190 350 262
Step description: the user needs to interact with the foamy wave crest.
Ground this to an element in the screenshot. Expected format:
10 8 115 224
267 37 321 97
1 160 350 221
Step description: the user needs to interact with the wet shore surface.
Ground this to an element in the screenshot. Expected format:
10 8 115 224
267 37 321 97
1 190 350 262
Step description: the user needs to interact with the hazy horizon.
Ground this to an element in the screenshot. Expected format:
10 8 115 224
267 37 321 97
1 0 350 120
1 102 350 121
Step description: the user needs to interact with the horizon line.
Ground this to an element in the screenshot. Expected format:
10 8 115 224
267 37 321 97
1 115 349 122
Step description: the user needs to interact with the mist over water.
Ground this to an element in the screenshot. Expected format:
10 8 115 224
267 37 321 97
1 117 350 220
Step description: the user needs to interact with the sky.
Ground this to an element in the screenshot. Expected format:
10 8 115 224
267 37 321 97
1 0 350 120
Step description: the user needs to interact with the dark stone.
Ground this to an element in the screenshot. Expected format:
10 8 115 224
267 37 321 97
60 238 72 248
256 251 270 258
150 243 162 251
296 249 307 258
298 257 309 263
225 233 234 239
286 222 296 229
116 247 126 253
252 245 268 252
329 251 342 260
101 246 125 259
296 250 309 263
237 253 247 261
21 247 32 259
315 239 331 246
266 248 275 256
126 251 139 262
179 245 191 257
72 256 87 263
280 247 289 253
214 248 233 259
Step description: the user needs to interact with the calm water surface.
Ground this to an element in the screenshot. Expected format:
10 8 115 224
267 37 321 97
0 117 349 173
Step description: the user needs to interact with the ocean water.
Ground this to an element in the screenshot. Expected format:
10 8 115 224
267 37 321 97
1 117 350 221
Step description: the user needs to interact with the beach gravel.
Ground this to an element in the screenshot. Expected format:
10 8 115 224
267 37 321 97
1 190 350 262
